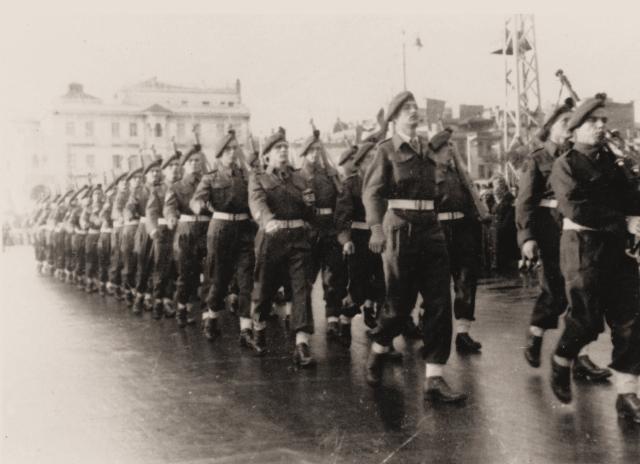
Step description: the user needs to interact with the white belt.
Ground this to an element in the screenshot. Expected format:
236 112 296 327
270 219 305 229
54 225 63 232
113 219 124 227
158 218 168 225
539 199 558 208
351 221 370 230
125 220 139 226
388 199 434 211
438 211 465 221
212 212 250 221
315 208 333 215
179 214 211 223
563 218 597 232
101 227 113 233
75 229 87 235
88 229 100 235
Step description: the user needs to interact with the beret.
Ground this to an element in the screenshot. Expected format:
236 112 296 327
142 158 162 176
262 127 287 155
180 144 202 166
125 167 143 181
386 91 415 122
161 152 181 170
214 129 237 158
299 129 321 157
428 128 453 152
567 93 607 131
337 145 358 166
352 142 377 166
105 172 128 193
536 98 575 142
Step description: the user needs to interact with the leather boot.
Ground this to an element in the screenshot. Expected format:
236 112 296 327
252 329 267 356
550 356 572 404
524 332 542 368
239 329 254 348
326 320 339 339
616 393 640 423
362 305 376 329
163 299 176 318
424 377 467 403
573 355 612 382
293 343 316 368
132 294 144 315
403 318 422 340
338 322 352 347
202 317 220 341
124 289 135 306
185 304 196 325
98 282 106 297
226 293 239 314
455 333 482 354
365 350 386 387
151 302 163 320
176 305 188 328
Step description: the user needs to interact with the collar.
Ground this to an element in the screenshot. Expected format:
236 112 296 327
391 133 421 153
266 165 291 177
574 142 601 159
544 140 560 158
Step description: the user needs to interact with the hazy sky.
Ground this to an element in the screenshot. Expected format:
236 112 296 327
1 4 639 138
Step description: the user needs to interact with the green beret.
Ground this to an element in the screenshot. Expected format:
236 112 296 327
105 172 128 194
299 130 321 158
125 167 143 181
386 91 415 122
262 127 287 155
214 130 237 158
161 153 181 170
567 93 607 131
142 158 162 176
180 144 202 166
428 128 453 152
337 146 358 166
352 142 376 166
536 98 575 142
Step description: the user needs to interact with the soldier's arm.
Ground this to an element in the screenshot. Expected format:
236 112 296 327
551 155 624 230
123 190 138 222
190 175 211 215
248 173 274 228
163 186 179 224
362 146 390 227
515 157 543 247
335 176 355 245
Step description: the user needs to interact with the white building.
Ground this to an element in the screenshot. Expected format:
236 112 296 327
15 77 251 198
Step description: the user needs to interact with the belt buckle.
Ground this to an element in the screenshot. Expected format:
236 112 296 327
417 199 427 210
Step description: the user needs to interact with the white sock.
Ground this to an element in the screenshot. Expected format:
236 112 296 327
578 345 590 357
339 315 351 324
613 370 639 395
456 319 471 334
371 342 390 354
163 298 172 305
202 309 217 320
553 355 571 367
327 316 339 323
155 299 162 305
295 331 310 345
254 320 267 331
240 317 253 331
529 326 544 337
285 302 292 316
425 363 445 378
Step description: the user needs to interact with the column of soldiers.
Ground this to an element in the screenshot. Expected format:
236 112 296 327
28 90 640 423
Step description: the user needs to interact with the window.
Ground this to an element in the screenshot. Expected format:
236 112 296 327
85 121 94 137
69 153 77 173
128 155 139 170
154 123 163 137
129 122 138 137
111 122 120 137
202 101 210 106
86 154 95 170
177 122 185 138
181 100 188 106
112 154 122 170
66 121 75 136
228 102 234 107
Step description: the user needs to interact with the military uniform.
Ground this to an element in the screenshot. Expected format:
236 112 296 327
82 189 103 293
70 197 86 287
109 184 128 297
97 192 113 295
121 169 143 303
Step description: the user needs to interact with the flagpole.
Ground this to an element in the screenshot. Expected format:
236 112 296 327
402 30 407 91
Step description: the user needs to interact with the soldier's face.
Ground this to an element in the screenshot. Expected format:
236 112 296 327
117 180 127 193
574 115 607 146
269 142 289 168
549 113 572 144
185 155 202 175
163 162 180 182
306 143 322 165
147 167 162 184
92 191 103 203
130 175 142 189
395 99 419 130
220 141 238 168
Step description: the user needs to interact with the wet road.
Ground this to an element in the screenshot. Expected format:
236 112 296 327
1 246 639 463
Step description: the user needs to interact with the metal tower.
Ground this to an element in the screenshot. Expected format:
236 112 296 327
499 14 542 152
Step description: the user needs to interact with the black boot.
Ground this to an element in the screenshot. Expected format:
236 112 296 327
362 305 376 329
365 350 386 387
124 289 134 306
573 355 612 382
403 318 422 340
98 283 106 297
132 295 144 315
163 300 176 318
252 329 267 356
550 356 572 404
176 305 188 328
455 333 482 354
386 345 403 363
202 317 220 341
524 332 543 368
293 343 316 368
616 393 640 423
326 320 339 339
338 322 352 347
424 377 467 403
239 329 254 348
226 293 239 314
152 302 163 320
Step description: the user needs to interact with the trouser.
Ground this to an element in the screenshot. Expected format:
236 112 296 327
46 229 55 267
441 219 480 321
55 230 66 271
64 230 74 272
555 230 640 375
374 211 452 364
253 228 313 333
120 224 138 291
72 233 86 278
308 227 348 318
34 229 45 261
528 214 566 329
84 232 100 281
152 226 175 301
98 231 111 283
174 221 208 305
134 224 153 294
109 227 123 285
347 229 385 308
205 219 256 318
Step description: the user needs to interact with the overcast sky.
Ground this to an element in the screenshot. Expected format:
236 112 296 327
1 3 639 138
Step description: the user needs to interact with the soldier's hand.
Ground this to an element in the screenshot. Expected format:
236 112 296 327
343 241 355 256
369 224 386 254
522 240 539 261
265 220 279 234
167 217 177 230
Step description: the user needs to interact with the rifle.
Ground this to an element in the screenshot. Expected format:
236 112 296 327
193 124 212 172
